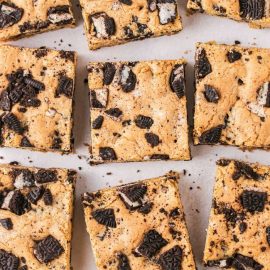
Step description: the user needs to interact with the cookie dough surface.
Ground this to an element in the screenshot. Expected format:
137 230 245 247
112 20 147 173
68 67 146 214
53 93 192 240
88 60 190 164
187 0 270 28
79 0 182 50
0 45 77 153
82 171 196 270
0 0 75 41
193 43 270 150
0 163 76 270
204 159 270 269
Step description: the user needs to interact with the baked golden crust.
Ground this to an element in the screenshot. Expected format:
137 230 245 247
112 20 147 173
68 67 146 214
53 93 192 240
0 0 75 41
0 163 76 269
187 0 270 28
0 45 77 153
88 60 190 164
79 0 182 50
194 42 270 150
204 159 270 269
82 171 196 270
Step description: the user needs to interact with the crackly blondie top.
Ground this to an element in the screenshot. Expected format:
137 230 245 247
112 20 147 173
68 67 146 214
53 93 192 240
0 164 76 270
187 0 270 28
193 43 270 150
79 0 182 50
88 60 190 164
0 0 75 41
82 171 196 270
204 159 270 269
0 45 77 153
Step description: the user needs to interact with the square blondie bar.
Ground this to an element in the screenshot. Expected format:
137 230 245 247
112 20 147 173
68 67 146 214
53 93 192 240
0 163 76 269
0 0 75 41
0 45 77 153
82 171 196 270
193 43 270 150
204 159 270 269
79 0 182 50
187 0 270 28
88 60 190 164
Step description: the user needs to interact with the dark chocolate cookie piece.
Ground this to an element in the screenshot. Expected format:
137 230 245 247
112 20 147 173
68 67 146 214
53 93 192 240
43 189 53 206
120 65 137 93
0 218 13 230
92 208 116 228
27 186 45 205
24 77 45 91
148 0 157 11
103 63 116 85
227 50 242 63
239 0 265 20
90 89 108 109
157 0 177 25
265 83 270 107
195 48 212 80
105 108 123 118
137 230 168 258
20 136 33 148
90 12 116 38
0 2 24 29
169 64 185 99
117 253 131 270
119 0 133 5
92 115 104 129
9 190 31 216
34 169 58 184
158 245 183 270
199 125 223 144
2 113 24 134
135 115 154 129
47 5 73 25
0 249 19 269
233 161 261 181
99 147 117 161
34 235 64 264
119 184 147 210
203 85 220 103
56 76 73 98
145 132 160 147
266 226 270 246
228 253 263 270
0 90 11 111
240 190 267 213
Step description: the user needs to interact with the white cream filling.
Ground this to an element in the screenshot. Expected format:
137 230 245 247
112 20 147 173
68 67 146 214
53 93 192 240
95 88 108 107
1 191 14 209
157 3 176 24
92 16 108 38
48 13 73 24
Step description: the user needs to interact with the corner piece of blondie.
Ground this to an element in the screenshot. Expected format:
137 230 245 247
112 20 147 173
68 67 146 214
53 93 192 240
0 0 75 41
82 171 196 270
204 159 270 269
79 0 183 50
0 45 77 153
0 163 76 269
88 60 190 164
194 42 270 150
187 0 270 29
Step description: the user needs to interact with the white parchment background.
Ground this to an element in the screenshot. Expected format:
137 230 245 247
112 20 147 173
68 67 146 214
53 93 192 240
1 0 270 269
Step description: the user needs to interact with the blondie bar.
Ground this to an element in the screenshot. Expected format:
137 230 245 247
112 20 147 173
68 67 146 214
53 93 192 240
193 43 270 150
79 0 182 50
204 159 270 269
0 163 76 269
0 0 75 41
82 171 196 270
187 0 270 28
88 60 190 164
0 45 77 153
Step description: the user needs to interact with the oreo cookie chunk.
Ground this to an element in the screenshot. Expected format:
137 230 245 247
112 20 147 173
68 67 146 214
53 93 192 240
79 0 183 50
82 171 196 270
204 159 270 268
88 60 190 164
0 1 75 41
187 0 270 29
0 163 76 269
0 45 76 153
194 43 270 150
